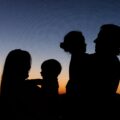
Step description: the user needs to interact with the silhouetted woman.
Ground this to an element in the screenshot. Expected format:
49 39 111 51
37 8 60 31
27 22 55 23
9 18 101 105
0 49 31 119
60 31 89 96
1 49 31 97
60 31 91 120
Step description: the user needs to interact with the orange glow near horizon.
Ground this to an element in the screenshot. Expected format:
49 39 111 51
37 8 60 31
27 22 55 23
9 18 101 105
29 70 120 95
116 82 120 94
0 65 68 95
28 69 68 94
0 68 120 95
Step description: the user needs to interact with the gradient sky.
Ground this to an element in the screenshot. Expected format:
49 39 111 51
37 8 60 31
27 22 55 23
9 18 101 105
0 0 120 94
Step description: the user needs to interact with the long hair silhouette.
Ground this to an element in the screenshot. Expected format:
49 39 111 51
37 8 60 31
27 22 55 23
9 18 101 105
1 49 31 96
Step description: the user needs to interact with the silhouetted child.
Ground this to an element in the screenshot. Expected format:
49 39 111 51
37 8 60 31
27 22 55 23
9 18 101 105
60 31 89 97
29 59 62 96
40 59 62 96
29 59 62 120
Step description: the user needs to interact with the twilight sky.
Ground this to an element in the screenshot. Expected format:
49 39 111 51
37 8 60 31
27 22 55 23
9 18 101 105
0 0 120 94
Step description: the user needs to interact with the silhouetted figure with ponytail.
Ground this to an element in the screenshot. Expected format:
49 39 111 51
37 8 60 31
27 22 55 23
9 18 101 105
60 31 90 119
60 31 89 97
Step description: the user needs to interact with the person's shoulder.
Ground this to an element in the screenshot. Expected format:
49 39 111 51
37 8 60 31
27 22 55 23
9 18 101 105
84 53 96 59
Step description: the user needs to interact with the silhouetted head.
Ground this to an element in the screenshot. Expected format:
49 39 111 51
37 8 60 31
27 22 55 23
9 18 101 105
60 31 86 54
94 24 120 55
41 59 62 79
2 49 31 81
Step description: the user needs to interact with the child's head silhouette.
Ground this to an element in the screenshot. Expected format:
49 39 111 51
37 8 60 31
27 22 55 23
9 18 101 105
41 59 62 79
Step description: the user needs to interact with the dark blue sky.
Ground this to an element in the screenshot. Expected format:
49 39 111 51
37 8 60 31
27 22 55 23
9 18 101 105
0 0 120 93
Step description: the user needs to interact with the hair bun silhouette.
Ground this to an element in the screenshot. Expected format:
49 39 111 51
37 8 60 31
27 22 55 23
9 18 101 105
60 31 86 52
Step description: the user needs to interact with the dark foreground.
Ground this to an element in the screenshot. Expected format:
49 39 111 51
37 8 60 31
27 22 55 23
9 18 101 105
0 94 120 120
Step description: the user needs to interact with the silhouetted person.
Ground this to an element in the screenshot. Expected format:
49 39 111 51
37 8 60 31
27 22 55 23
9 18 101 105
1 49 31 97
60 31 90 119
88 24 120 98
60 31 89 96
40 59 62 96
0 49 32 119
29 59 62 96
86 24 120 119
40 59 62 119
28 59 62 120
41 59 62 120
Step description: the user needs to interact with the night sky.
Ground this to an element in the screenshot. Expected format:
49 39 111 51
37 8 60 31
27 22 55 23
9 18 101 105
0 0 120 94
